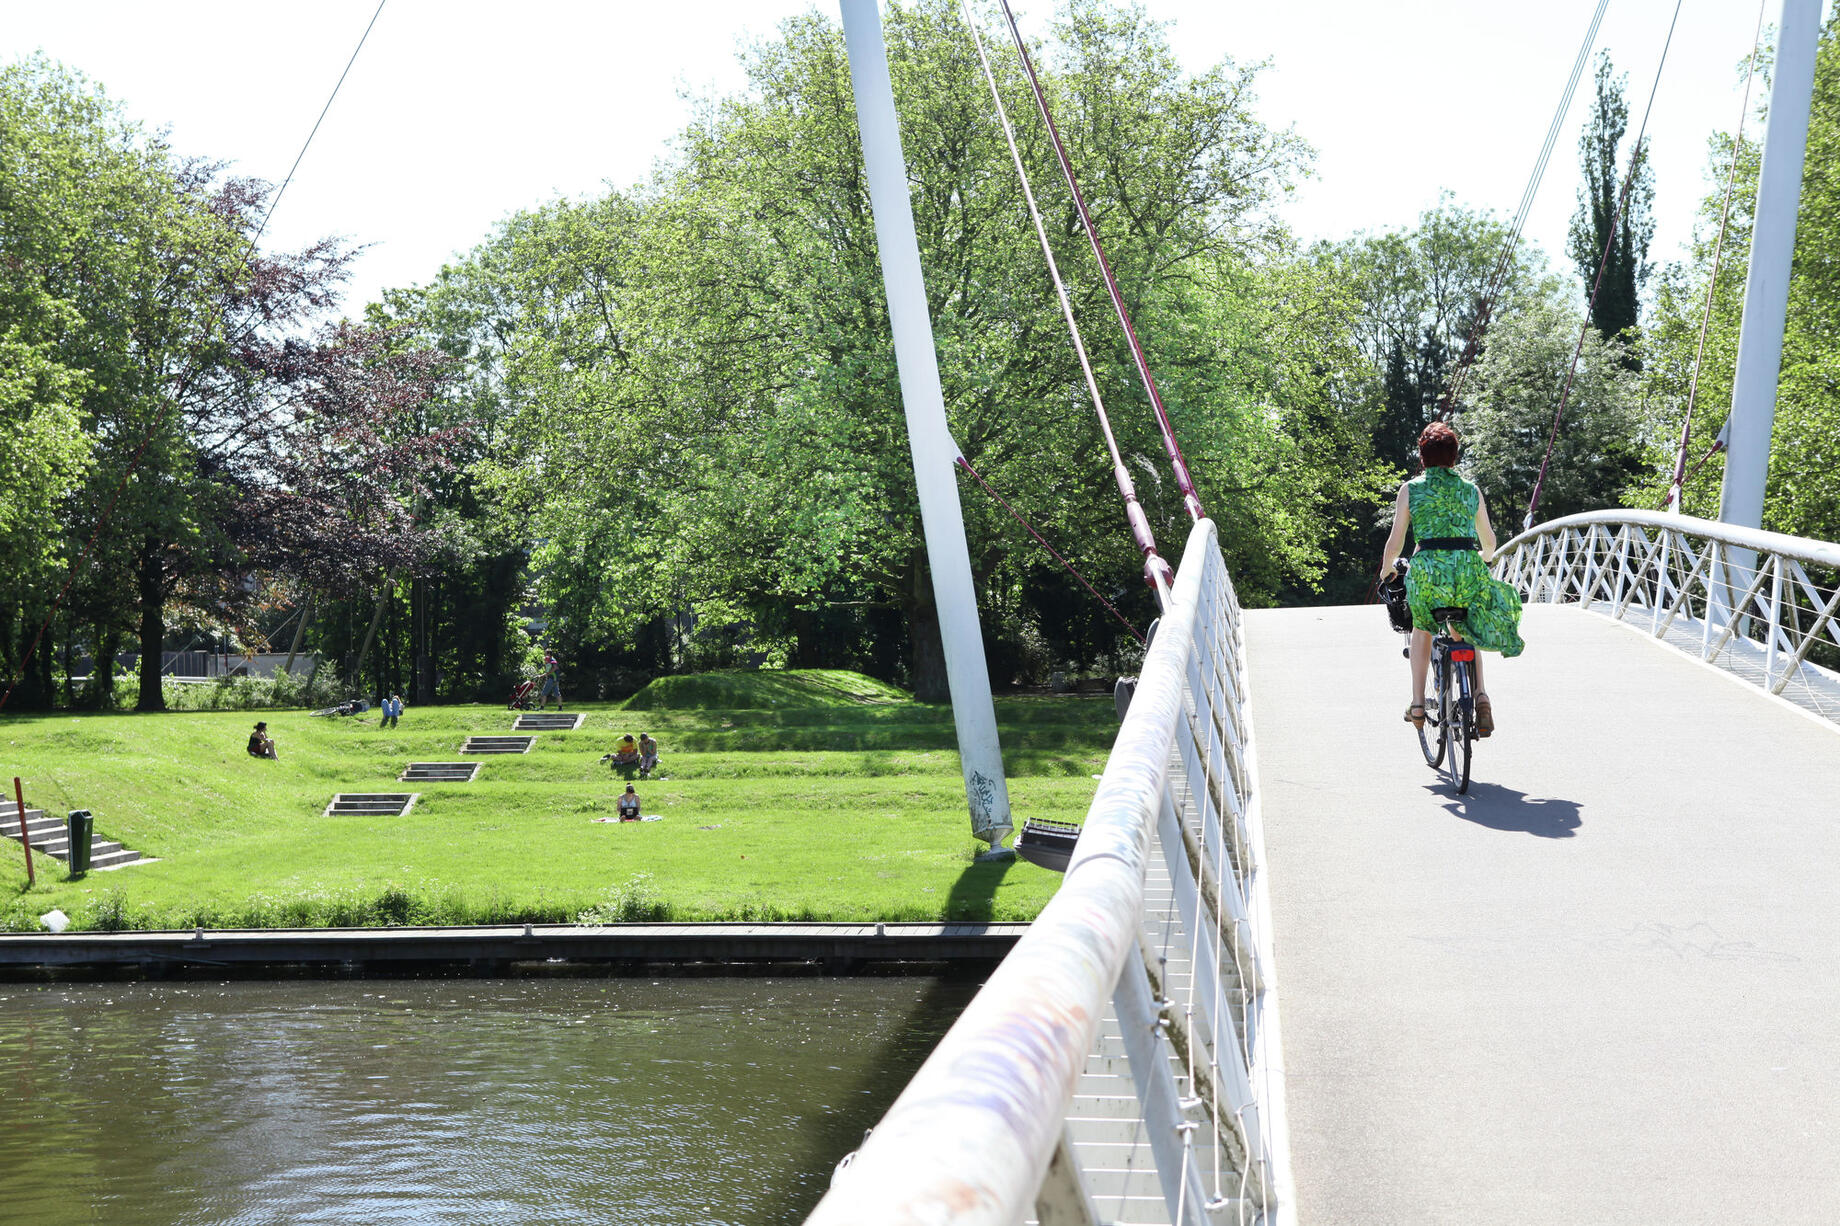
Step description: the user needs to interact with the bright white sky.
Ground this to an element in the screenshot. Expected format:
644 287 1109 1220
2 1 1824 312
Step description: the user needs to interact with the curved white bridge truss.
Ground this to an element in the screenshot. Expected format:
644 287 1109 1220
1494 509 1840 721
807 520 1292 1226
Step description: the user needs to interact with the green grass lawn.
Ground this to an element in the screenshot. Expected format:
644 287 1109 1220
0 671 1115 931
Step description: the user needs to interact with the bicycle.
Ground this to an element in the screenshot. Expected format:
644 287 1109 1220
310 698 371 718
1415 606 1478 794
1387 562 1478 794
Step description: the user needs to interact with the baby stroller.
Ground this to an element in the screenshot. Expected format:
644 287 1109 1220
508 679 537 711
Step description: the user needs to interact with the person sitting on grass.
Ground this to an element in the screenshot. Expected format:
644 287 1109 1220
600 734 640 769
247 721 278 760
617 784 641 821
639 732 659 778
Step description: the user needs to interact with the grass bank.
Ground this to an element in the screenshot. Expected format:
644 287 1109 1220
0 671 1115 931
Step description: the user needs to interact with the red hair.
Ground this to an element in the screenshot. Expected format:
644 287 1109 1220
1418 421 1460 468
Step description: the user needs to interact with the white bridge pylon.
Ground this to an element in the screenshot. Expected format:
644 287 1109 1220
840 0 1012 849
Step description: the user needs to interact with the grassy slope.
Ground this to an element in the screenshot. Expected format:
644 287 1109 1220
0 672 1115 931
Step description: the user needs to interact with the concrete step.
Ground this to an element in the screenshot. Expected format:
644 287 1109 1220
399 762 480 782
461 736 534 754
513 712 584 731
3 808 146 871
324 793 418 817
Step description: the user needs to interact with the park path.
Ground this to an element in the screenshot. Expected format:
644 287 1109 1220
1246 603 1840 1225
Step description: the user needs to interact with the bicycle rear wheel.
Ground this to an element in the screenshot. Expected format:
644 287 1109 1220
1444 655 1474 794
1417 648 1444 768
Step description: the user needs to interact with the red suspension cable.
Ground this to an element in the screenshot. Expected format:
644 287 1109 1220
993 0 1204 524
959 0 1169 593
956 455 1145 644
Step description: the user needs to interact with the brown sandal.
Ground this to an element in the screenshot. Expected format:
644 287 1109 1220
1404 703 1426 729
1475 695 1495 738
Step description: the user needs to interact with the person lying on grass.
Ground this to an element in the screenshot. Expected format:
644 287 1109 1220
247 722 278 760
617 784 641 821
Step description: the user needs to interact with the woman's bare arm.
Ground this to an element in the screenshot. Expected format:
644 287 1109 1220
1476 493 1498 562
1379 483 1411 576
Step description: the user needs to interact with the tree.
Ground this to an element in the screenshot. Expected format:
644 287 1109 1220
1462 298 1646 525
1304 201 1540 600
0 58 460 709
464 0 1379 697
1568 52 1654 361
1316 201 1540 473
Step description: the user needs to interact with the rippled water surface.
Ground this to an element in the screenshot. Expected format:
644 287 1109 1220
0 976 975 1225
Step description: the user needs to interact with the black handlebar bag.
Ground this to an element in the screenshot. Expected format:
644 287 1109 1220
1381 570 1413 633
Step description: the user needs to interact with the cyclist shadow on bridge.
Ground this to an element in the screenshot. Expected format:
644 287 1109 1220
1426 783 1583 838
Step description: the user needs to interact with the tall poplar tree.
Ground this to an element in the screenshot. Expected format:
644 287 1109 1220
1568 52 1654 363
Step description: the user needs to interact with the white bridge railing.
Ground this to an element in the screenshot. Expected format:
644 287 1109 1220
1494 509 1840 720
807 520 1292 1226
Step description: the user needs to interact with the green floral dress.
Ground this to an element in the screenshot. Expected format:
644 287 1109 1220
1404 467 1524 656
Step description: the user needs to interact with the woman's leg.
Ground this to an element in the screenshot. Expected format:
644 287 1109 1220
1409 628 1430 707
1473 654 1494 734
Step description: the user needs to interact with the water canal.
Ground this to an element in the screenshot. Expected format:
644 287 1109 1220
0 976 975 1224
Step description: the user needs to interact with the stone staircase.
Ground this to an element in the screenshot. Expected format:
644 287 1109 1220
398 762 481 783
513 712 584 731
324 793 419 817
461 735 535 754
0 802 144 870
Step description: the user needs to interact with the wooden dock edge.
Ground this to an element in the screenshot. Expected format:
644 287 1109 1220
0 921 1026 980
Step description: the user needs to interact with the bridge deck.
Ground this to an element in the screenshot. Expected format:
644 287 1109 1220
1248 603 1840 1225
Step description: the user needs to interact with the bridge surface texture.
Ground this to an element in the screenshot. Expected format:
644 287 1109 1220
1247 603 1839 1225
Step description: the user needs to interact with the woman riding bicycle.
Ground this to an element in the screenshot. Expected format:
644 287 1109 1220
1378 421 1524 735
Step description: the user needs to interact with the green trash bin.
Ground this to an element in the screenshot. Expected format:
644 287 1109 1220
66 809 92 875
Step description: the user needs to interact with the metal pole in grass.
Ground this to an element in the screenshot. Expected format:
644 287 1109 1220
12 776 33 887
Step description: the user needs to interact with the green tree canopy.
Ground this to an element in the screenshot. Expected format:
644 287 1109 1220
456 0 1386 696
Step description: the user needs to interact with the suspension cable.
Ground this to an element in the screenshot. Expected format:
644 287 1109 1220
992 0 1205 524
1526 0 1684 529
959 0 1171 593
1664 0 1768 513
955 455 1146 644
0 0 389 713
1441 0 1609 417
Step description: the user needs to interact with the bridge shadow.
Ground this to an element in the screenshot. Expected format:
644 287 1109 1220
1426 782 1584 838
944 852 1015 921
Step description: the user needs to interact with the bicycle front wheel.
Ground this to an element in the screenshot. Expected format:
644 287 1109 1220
1418 654 1444 769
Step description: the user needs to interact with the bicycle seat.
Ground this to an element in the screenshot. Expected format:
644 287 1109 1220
1431 606 1468 624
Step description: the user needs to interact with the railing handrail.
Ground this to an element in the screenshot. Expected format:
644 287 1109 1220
1499 509 1840 569
806 520 1221 1226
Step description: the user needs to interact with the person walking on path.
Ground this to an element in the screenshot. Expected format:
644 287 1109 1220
536 652 563 711
1378 421 1524 736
